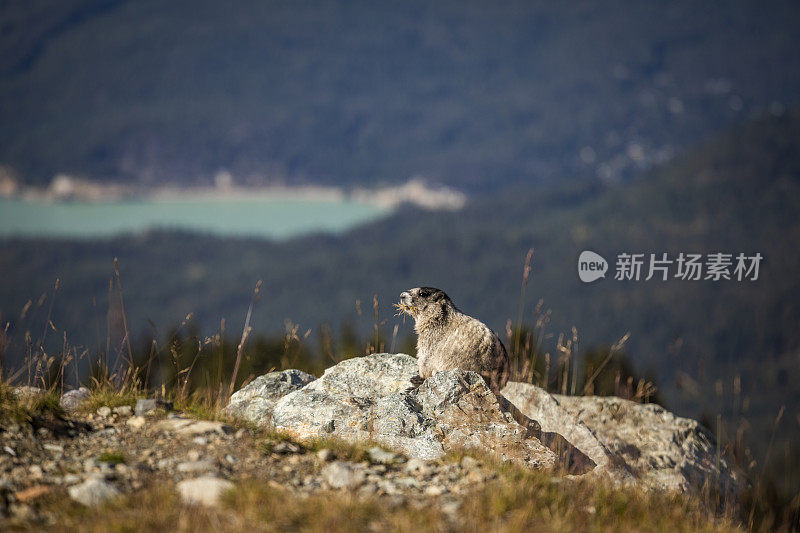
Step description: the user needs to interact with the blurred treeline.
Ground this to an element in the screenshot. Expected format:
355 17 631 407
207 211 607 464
1 0 800 189
3 108 800 523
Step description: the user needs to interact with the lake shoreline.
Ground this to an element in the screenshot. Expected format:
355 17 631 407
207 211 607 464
1 175 467 211
0 195 392 240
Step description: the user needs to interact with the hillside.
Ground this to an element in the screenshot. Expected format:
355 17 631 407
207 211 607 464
0 377 747 531
3 108 800 503
2 110 798 367
1 0 800 189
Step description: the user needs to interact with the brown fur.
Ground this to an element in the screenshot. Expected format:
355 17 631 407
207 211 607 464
399 287 509 391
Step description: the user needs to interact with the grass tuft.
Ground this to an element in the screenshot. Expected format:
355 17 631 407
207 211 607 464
0 381 62 424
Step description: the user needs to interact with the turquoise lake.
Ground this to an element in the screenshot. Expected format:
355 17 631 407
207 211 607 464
0 197 390 239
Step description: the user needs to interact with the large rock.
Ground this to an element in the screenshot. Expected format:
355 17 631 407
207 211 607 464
502 381 744 498
236 354 556 468
225 369 316 423
227 353 742 499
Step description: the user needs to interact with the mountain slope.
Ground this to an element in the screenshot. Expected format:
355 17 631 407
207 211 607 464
2 108 800 497
1 0 799 189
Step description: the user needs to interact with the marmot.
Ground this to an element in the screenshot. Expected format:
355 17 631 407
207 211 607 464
397 287 510 391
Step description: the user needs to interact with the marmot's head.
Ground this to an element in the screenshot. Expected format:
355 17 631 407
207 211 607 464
398 287 454 331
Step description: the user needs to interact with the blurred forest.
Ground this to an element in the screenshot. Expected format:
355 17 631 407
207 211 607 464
1 0 799 523
1 109 799 501
1 0 800 189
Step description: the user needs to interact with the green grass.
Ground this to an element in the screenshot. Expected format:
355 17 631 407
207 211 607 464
80 385 143 413
0 381 62 425
96 451 126 464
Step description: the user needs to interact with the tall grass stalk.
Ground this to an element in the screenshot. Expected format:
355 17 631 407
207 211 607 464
229 280 262 400
514 248 534 358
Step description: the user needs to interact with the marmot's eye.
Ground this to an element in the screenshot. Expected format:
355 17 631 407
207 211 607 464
418 288 432 298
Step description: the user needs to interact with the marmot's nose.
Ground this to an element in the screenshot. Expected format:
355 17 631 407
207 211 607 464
400 291 411 303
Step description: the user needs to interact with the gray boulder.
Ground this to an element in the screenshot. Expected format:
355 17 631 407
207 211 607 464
67 477 121 507
12 386 44 399
225 369 316 423
267 354 556 468
60 387 91 412
227 353 742 499
502 381 744 498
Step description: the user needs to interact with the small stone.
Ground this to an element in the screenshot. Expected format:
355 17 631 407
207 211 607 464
377 479 399 494
43 443 64 453
367 446 399 465
28 465 43 478
441 500 461 516
187 450 201 462
62 474 82 485
126 416 146 429
97 406 111 418
4 446 16 457
405 458 429 473
135 399 157 416
12 386 44 399
60 387 91 411
424 485 447 496
192 437 208 445
177 459 216 474
68 477 121 507
394 476 419 489
177 476 234 506
272 441 301 454
358 483 379 496
135 398 173 416
113 405 132 416
225 454 237 464
321 461 365 489
316 449 334 462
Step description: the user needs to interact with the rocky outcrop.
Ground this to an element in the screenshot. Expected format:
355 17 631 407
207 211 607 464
227 353 744 499
226 369 316 424
502 382 744 499
234 354 556 469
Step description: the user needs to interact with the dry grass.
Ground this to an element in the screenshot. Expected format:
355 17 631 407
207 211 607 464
7 456 741 533
1 258 796 531
0 379 62 425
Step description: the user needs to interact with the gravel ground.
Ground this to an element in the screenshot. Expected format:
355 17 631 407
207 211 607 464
0 403 496 527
